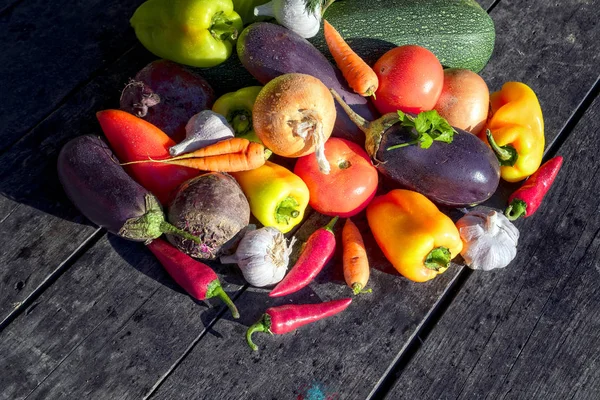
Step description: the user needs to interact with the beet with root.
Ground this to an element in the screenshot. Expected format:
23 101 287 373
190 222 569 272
57 135 201 243
167 172 250 259
120 59 216 142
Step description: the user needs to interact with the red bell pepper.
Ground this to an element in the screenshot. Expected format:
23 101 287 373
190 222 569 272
269 216 338 297
97 109 199 205
505 156 563 221
246 298 352 351
147 238 239 319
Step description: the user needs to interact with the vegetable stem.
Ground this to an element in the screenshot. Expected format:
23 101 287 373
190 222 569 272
230 111 251 136
351 282 372 295
486 130 519 166
206 280 240 319
159 221 201 244
246 314 272 351
323 216 339 233
211 12 238 41
505 198 527 221
424 246 451 271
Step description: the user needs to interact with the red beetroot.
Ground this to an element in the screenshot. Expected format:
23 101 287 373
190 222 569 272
269 216 339 298
147 238 239 319
505 156 564 221
120 59 215 143
246 298 352 351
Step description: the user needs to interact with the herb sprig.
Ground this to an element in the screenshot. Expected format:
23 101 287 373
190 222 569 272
387 110 457 150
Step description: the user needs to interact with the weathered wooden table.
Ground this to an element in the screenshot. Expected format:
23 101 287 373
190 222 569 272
1 1 599 399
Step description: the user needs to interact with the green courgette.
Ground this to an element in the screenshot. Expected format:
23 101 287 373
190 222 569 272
312 0 495 72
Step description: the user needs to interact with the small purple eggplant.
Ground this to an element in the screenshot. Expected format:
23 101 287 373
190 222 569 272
57 134 200 243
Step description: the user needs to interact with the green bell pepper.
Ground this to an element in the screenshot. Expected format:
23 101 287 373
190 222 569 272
131 0 243 68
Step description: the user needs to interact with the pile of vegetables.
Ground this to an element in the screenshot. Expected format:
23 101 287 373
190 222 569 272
57 0 564 351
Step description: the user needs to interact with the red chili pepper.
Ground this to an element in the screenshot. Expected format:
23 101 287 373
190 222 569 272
245 298 352 351
97 109 199 205
505 156 564 221
269 216 339 298
147 238 239 319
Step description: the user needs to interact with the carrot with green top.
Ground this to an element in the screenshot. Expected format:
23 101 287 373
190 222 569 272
342 218 371 295
323 19 378 98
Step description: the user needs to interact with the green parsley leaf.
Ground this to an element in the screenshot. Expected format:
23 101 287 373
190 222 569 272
387 109 457 150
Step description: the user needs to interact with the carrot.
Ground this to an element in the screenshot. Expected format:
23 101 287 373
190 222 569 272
342 218 371 295
121 137 266 172
323 20 379 98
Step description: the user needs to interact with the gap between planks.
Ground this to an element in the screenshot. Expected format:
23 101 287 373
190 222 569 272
368 59 600 400
0 228 105 332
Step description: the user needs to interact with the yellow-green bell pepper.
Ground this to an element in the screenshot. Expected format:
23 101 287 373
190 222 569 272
231 161 309 233
212 86 263 143
480 82 545 182
130 0 243 68
366 189 463 283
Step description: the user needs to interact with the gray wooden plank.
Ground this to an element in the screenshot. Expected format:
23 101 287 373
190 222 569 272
147 212 463 400
145 0 600 398
0 0 142 152
0 234 245 400
386 95 600 400
0 46 156 322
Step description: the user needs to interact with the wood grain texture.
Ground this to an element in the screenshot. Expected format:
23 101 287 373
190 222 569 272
0 0 144 152
385 0 600 394
0 45 158 322
0 234 245 400
146 212 464 400
386 96 600 400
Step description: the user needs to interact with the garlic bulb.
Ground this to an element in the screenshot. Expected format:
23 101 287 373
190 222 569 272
220 227 296 287
455 206 519 271
169 110 234 156
254 0 322 39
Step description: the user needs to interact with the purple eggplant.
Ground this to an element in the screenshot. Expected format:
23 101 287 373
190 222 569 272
57 135 201 243
331 90 500 207
236 22 378 144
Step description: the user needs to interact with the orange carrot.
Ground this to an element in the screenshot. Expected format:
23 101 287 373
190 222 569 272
121 138 266 172
342 218 371 295
323 20 379 98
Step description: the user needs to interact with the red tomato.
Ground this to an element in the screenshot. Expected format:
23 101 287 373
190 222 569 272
372 45 444 114
294 138 378 218
433 68 489 135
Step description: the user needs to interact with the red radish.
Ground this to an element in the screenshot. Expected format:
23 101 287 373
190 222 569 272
96 109 199 206
147 238 239 319
269 216 338 297
246 298 352 351
120 59 215 143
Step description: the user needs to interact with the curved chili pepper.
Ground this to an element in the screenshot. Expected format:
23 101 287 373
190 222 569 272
269 216 339 297
246 298 352 351
147 238 240 319
505 156 563 221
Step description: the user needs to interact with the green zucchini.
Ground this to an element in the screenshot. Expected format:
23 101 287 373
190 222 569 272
311 0 495 72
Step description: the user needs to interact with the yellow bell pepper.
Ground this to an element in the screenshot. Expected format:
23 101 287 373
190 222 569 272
366 189 463 283
480 81 545 182
231 161 309 233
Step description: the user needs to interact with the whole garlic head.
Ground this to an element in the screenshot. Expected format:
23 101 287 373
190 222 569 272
456 207 519 271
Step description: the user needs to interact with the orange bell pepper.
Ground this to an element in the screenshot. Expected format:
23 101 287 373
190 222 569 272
480 82 545 182
366 189 463 282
